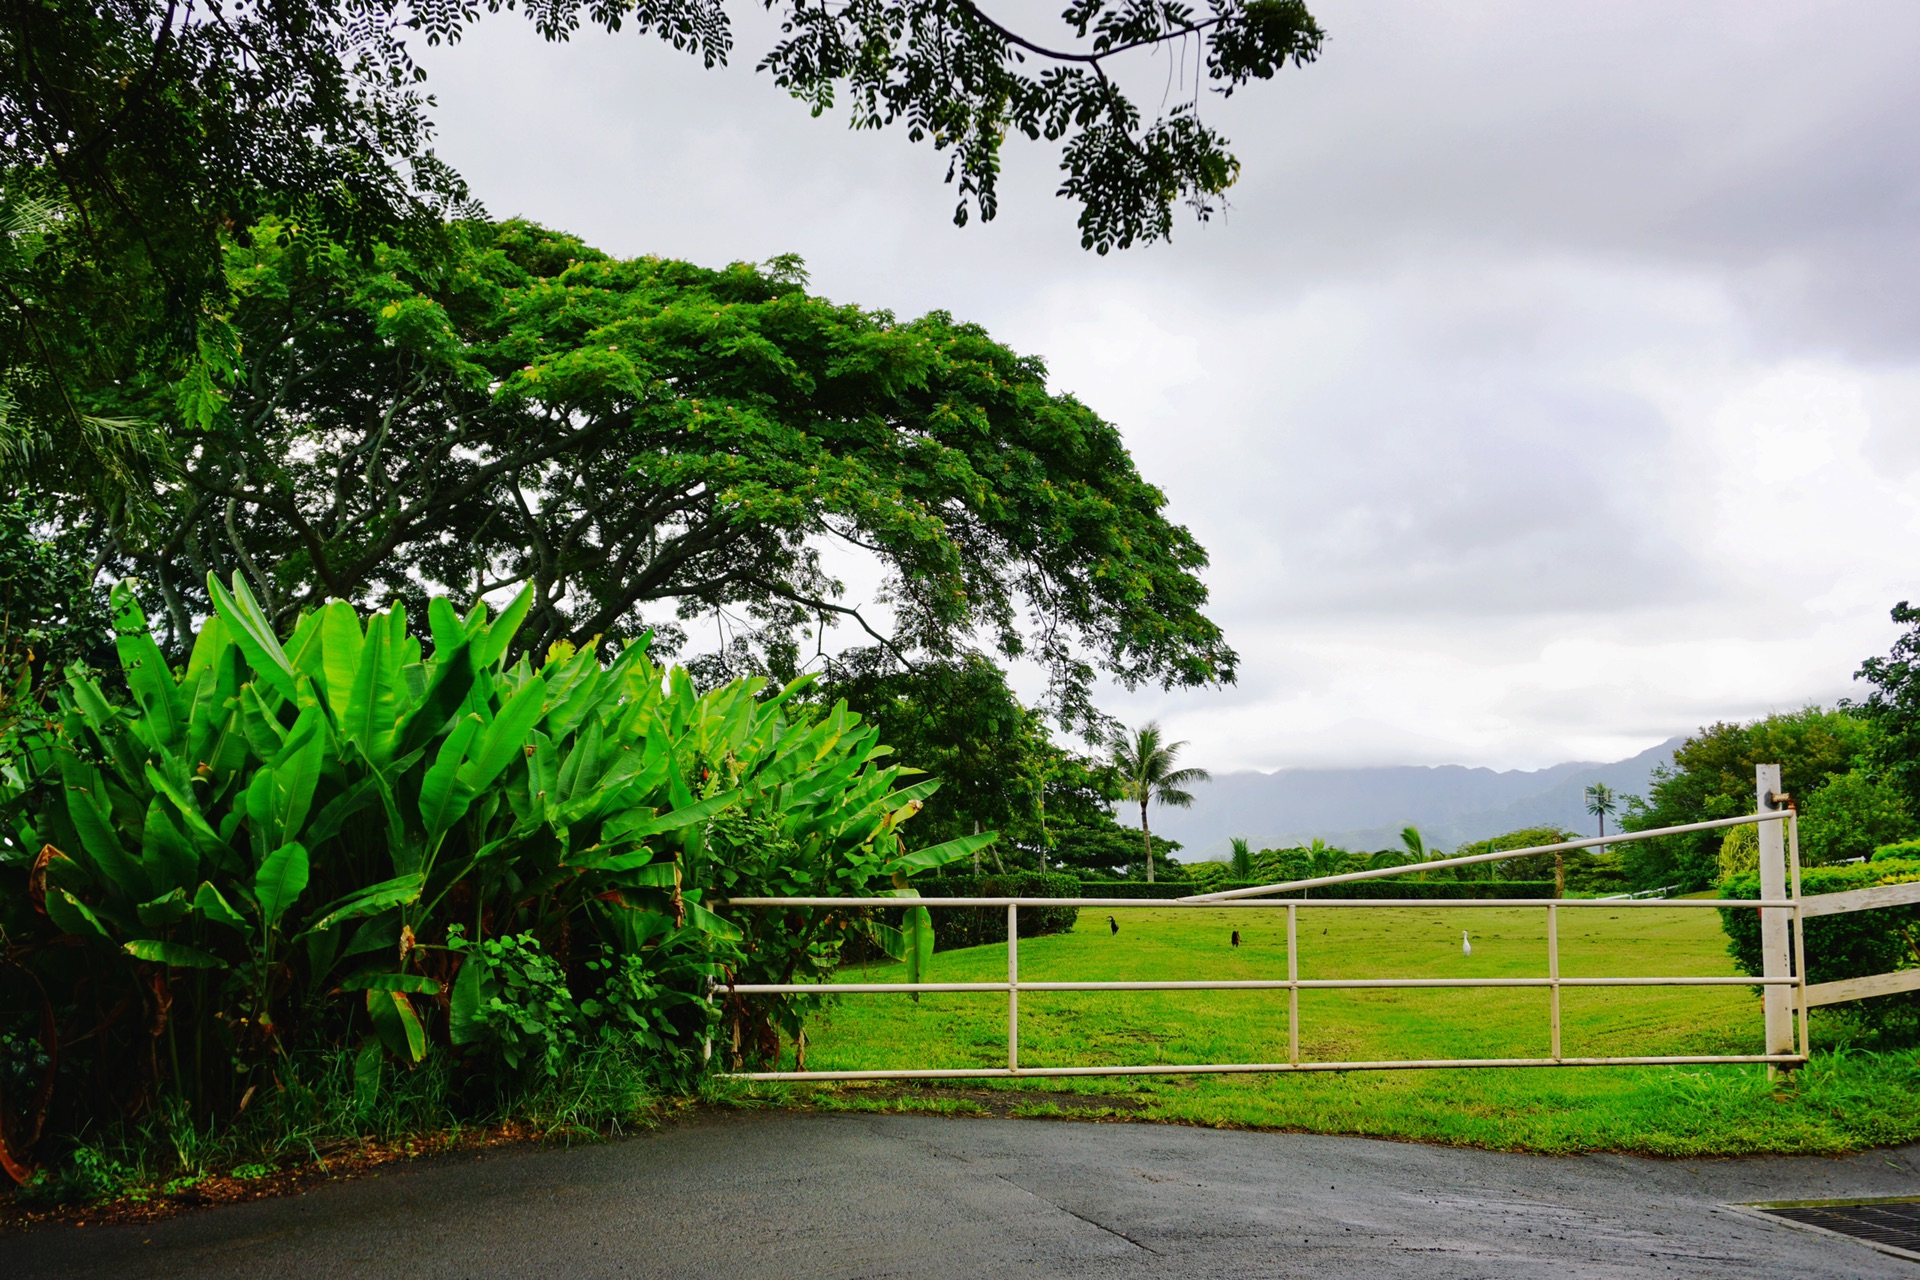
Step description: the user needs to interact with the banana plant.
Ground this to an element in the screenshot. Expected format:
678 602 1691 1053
1 570 988 1149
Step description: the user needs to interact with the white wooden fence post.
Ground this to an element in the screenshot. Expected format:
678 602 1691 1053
1007 904 1019 1073
1756 763 1792 1069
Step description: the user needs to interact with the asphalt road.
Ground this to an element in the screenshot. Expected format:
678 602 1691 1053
5 1111 1917 1279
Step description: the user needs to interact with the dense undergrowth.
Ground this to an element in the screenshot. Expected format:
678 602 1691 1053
0 576 985 1200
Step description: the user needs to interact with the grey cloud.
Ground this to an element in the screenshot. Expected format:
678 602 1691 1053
413 1 1920 771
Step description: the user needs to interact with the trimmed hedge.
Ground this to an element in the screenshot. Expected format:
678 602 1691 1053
921 873 1080 949
1074 880 1558 900
1719 858 1920 988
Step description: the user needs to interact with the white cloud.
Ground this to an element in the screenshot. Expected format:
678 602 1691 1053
414 0 1920 772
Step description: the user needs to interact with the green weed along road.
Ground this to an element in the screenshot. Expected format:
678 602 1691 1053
761 906 1920 1155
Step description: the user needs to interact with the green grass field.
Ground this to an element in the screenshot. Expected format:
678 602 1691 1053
733 904 1920 1155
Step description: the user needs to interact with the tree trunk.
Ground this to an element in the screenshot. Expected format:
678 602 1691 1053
1554 851 1565 899
1142 800 1154 883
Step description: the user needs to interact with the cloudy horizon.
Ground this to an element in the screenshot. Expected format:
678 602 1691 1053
415 0 1920 774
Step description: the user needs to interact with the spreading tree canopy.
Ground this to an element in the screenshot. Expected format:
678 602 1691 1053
1619 707 1879 890
1 0 1324 515
104 220 1233 726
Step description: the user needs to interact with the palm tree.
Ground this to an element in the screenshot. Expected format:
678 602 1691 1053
1228 836 1255 881
1401 826 1441 881
1581 782 1619 898
1110 722 1210 883
1584 783 1618 847
1302 838 1354 879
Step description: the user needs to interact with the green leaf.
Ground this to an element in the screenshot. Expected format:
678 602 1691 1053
603 791 739 843
339 969 442 994
112 583 185 751
427 595 466 659
255 841 310 929
592 854 677 881
366 990 427 1063
136 888 191 928
684 899 743 941
276 709 326 829
449 954 485 1046
238 682 288 761
395 635 475 759
344 606 405 766
904 903 934 986
141 797 200 895
419 713 482 838
124 938 226 968
458 676 546 795
182 612 230 691
870 920 909 962
884 831 997 877
318 601 364 724
301 873 425 935
206 571 298 700
46 888 111 941
302 773 383 848
60 754 147 899
146 763 227 858
194 881 248 930
285 608 327 690
479 583 535 669
354 1039 383 1109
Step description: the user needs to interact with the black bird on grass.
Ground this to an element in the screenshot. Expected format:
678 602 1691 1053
1108 915 1119 936
1231 930 1241 948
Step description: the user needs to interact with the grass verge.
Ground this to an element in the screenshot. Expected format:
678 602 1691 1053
735 904 1920 1156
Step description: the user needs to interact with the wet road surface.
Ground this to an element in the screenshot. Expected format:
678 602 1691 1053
5 1110 1916 1278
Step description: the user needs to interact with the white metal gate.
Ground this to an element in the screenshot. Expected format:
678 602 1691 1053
719 766 1919 1081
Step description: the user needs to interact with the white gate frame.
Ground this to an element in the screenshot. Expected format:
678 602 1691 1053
719 765 1916 1082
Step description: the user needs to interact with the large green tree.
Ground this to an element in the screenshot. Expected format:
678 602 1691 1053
1 0 1325 515
1852 601 1920 812
1619 708 1877 890
96 220 1232 726
809 649 1186 879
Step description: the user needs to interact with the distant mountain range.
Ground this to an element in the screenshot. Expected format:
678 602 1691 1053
1150 738 1682 862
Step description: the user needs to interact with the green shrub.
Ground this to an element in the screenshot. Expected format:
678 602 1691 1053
446 929 582 1080
1801 770 1914 864
1719 858 1920 1042
920 872 1080 948
0 575 984 1178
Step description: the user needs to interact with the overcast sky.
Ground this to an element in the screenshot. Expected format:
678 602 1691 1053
416 0 1920 773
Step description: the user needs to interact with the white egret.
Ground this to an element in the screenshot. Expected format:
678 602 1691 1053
1461 930 1472 957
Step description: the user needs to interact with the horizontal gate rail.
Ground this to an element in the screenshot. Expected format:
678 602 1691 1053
1179 811 1791 902
725 976 1799 994
717 801 1823 1082
1798 880 1920 918
737 1056 1806 1083
720 896 1797 908
1805 970 1920 1006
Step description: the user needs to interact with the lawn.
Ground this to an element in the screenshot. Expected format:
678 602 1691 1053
734 904 1920 1155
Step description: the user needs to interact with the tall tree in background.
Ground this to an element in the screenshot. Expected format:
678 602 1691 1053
2 0 1325 520
1583 782 1618 848
89 221 1232 727
1619 708 1875 890
1110 722 1209 882
1583 781 1617 892
1853 601 1920 811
